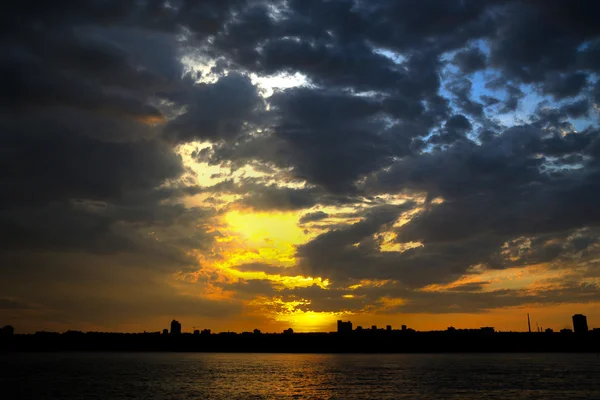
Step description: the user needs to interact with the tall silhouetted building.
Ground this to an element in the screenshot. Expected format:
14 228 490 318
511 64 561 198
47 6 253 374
386 325 392 331
572 314 588 333
337 320 352 333
170 319 182 336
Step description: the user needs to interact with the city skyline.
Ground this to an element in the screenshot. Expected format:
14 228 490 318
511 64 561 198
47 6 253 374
4 313 595 336
158 312 595 335
2 1 600 335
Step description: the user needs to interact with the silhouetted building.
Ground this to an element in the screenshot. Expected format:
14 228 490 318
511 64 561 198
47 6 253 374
253 329 261 335
170 320 182 336
480 327 495 333
386 325 392 331
401 325 407 331
356 326 363 331
201 329 211 336
283 328 294 335
545 328 553 333
337 320 352 333
447 326 456 332
371 325 377 330
560 328 573 333
572 314 588 333
162 329 169 336
193 329 200 336
1 325 14 336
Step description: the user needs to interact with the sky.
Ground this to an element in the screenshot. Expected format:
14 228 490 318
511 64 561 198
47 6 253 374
1 0 600 334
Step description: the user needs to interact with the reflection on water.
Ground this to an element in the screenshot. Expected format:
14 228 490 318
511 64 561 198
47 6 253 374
3 353 600 399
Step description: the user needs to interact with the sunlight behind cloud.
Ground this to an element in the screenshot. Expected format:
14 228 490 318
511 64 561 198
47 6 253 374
277 310 340 332
189 208 329 295
251 72 309 98
225 210 312 250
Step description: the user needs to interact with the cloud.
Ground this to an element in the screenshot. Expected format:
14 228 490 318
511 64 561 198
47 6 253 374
542 72 588 99
452 47 488 73
2 0 600 331
299 211 329 224
229 263 293 276
164 72 266 143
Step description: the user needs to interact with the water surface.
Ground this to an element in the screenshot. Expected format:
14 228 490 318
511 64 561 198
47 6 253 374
3 353 600 399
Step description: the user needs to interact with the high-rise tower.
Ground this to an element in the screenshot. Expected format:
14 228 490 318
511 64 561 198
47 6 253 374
572 314 588 334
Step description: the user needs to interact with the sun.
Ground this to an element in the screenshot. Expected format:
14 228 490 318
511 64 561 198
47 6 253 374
225 210 310 245
277 310 340 332
219 210 314 268
204 209 318 275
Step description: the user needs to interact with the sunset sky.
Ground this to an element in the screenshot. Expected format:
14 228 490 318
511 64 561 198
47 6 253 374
2 0 600 334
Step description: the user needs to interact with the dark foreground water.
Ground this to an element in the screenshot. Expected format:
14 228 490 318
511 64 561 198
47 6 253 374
2 353 600 399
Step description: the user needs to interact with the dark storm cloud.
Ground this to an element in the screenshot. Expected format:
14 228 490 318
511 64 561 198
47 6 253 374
383 128 600 246
224 265 304 293
0 0 261 248
298 115 600 287
159 0 600 311
200 177 359 212
561 99 592 119
445 77 484 118
164 72 266 143
0 0 262 319
542 72 588 99
389 283 600 314
3 0 600 326
447 282 491 292
452 47 487 74
298 216 505 289
429 114 473 145
266 88 399 192
215 0 500 67
208 87 425 192
299 211 329 224
220 279 279 300
202 0 511 191
204 0 600 194
228 263 288 275
488 1 600 83
238 185 320 211
296 204 421 282
445 115 472 132
367 126 546 203
262 278 600 315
